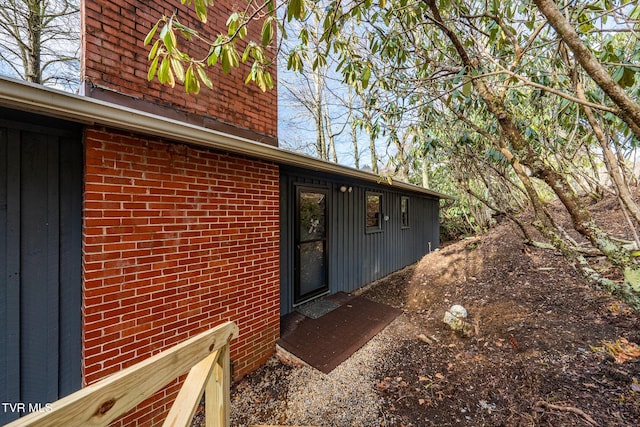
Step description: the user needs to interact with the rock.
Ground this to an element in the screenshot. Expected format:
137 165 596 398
417 334 433 344
443 304 472 334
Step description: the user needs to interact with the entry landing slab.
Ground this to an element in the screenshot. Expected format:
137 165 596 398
278 293 401 373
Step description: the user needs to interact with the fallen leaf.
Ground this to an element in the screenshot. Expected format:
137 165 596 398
435 372 445 380
594 338 640 363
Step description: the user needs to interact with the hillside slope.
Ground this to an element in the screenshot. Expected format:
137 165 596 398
229 195 640 426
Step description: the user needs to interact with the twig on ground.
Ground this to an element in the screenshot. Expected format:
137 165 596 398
534 401 598 426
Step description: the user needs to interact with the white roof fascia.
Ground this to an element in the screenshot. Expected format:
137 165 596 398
0 77 451 199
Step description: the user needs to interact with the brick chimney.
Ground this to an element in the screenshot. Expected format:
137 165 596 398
81 0 278 146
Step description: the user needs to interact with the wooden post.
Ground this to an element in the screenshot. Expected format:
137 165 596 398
207 339 231 427
162 350 220 427
4 321 239 427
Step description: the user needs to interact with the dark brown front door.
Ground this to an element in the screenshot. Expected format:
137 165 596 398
294 187 329 304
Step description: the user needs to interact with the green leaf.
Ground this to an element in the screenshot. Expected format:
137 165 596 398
208 50 219 65
287 0 305 21
196 65 213 89
624 267 640 292
221 50 231 74
287 51 302 72
208 37 223 65
148 39 160 60
185 65 200 94
158 56 175 88
242 45 251 63
221 45 238 73
462 80 472 96
266 0 275 14
226 12 239 26
361 66 371 89
159 56 171 84
147 54 160 81
264 71 273 89
226 12 240 35
613 67 638 89
185 65 193 93
256 70 266 91
159 24 168 44
612 66 625 83
261 17 274 46
195 0 208 23
171 57 185 82
162 23 177 52
144 21 159 46
173 21 198 39
229 47 239 67
251 46 265 62
167 65 175 88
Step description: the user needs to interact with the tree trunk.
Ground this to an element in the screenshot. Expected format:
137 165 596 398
350 122 360 169
26 0 43 83
323 102 338 163
426 0 640 307
369 132 378 174
391 132 409 182
533 0 640 139
421 156 429 188
312 68 327 160
574 79 640 225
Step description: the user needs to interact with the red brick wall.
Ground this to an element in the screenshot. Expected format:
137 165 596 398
81 0 278 142
82 126 280 424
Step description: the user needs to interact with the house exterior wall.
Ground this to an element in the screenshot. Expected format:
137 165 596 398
81 0 278 145
79 0 282 423
0 109 83 425
82 126 280 424
279 166 440 315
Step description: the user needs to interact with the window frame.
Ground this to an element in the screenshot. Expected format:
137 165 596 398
365 191 384 233
401 196 410 229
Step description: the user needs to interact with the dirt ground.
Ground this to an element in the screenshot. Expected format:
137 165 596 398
230 195 640 426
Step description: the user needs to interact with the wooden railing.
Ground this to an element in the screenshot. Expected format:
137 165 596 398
5 321 239 427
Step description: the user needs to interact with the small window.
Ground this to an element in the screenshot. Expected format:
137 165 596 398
401 196 410 228
366 192 383 232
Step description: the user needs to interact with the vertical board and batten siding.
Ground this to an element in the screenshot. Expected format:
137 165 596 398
0 109 83 424
280 166 440 315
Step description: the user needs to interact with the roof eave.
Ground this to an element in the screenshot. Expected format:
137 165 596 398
0 77 452 199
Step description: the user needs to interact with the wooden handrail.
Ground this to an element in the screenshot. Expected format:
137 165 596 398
5 321 239 427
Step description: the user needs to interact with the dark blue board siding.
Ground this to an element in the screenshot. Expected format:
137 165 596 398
0 109 82 423
280 166 440 315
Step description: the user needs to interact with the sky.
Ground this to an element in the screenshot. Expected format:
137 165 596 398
0 0 394 173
